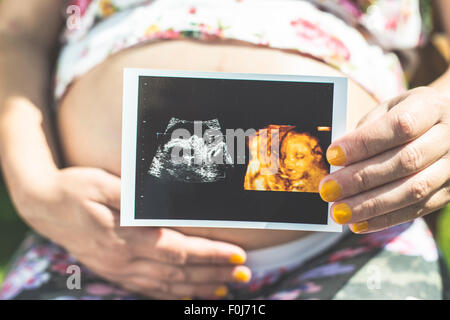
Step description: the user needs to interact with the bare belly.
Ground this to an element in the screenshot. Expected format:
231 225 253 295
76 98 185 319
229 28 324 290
57 39 378 250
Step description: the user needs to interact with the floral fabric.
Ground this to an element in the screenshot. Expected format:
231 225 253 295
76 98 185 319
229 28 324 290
0 218 444 300
55 0 427 102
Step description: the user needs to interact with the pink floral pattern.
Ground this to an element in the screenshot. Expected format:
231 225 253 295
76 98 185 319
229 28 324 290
290 18 351 63
55 0 426 102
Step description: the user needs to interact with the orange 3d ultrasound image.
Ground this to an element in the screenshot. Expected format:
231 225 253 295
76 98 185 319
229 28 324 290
244 125 328 193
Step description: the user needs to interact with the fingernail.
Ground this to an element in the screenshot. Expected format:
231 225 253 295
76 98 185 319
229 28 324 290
229 253 246 265
327 146 346 166
333 203 352 224
352 221 369 233
214 285 228 297
233 269 251 283
319 180 342 202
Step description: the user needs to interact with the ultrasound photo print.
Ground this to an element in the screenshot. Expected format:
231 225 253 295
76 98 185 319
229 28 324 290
121 69 347 231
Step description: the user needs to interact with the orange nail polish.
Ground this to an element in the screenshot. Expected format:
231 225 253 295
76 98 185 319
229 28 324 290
215 285 228 297
327 146 346 166
319 180 342 202
352 221 369 233
333 203 352 224
229 254 246 265
233 269 251 283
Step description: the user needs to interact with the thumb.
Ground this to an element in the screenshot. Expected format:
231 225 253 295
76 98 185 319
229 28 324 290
94 169 121 211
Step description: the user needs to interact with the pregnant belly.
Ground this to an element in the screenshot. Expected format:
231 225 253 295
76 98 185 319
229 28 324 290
57 39 378 250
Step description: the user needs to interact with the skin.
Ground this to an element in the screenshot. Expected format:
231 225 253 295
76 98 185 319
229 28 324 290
320 0 450 234
0 0 448 299
322 86 450 233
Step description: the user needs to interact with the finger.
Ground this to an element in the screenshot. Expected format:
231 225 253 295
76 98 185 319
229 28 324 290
330 156 449 225
126 275 170 293
167 282 230 299
119 281 179 300
326 88 445 166
128 228 247 265
182 234 247 265
94 169 121 210
320 123 450 202
124 276 230 299
82 264 182 299
356 92 409 128
83 199 118 230
125 259 251 284
123 259 186 282
183 265 251 283
350 182 450 234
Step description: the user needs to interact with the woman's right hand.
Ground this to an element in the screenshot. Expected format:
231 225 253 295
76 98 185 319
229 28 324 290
14 167 251 299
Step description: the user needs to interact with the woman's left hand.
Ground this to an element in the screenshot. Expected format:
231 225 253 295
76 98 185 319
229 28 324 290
319 86 450 233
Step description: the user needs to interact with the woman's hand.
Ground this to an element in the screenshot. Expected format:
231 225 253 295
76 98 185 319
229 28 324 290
319 87 450 233
15 167 251 299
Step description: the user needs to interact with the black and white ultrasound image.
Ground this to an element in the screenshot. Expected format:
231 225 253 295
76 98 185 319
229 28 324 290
135 75 334 225
148 118 233 183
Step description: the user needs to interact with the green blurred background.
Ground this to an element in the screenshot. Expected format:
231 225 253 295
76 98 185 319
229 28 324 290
0 177 30 284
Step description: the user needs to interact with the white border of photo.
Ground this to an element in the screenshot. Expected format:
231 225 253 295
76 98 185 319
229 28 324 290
121 68 347 232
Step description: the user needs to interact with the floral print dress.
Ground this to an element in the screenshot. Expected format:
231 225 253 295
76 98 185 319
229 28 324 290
56 0 429 102
0 219 446 300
